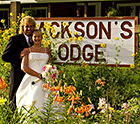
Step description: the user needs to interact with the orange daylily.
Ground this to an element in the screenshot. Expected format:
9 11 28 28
95 78 102 86
75 107 85 114
59 70 63 74
50 86 55 91
65 85 76 93
55 85 61 91
50 85 61 91
56 96 64 103
68 95 80 101
53 94 58 104
82 103 93 117
42 83 50 90
100 82 105 86
0 78 7 89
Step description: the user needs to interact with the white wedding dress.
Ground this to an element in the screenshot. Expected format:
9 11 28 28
16 52 49 111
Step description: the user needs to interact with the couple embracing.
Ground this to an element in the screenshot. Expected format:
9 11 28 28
2 16 51 113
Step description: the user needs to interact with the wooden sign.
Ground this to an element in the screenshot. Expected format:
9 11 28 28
35 17 137 66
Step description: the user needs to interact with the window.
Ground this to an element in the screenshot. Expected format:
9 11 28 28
87 5 95 17
22 7 47 17
77 2 101 17
119 6 133 16
117 3 140 24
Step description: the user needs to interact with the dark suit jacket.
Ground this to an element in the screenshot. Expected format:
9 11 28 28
2 33 33 109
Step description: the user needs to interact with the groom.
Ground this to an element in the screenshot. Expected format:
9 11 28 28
2 16 36 111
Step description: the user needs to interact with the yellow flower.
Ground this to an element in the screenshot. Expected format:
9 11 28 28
69 37 73 42
47 40 51 45
69 31 72 34
43 41 48 47
11 21 17 26
2 32 6 37
51 27 55 33
21 13 25 18
41 39 45 42
0 39 2 43
52 34 56 38
0 45 2 49
62 22 66 27
130 64 135 69
109 107 115 112
5 29 9 34
0 97 7 105
17 16 20 19
10 12 13 16
74 37 77 42
43 34 47 39
0 30 2 34
131 53 136 57
44 22 48 25
115 37 119 40
81 61 88 67
8 35 10 39
3 37 7 41
1 19 5 24
74 32 78 35
67 23 69 26
9 28 14 33
11 34 14 37
48 23 51 27
47 26 51 31
78 36 83 41
44 24 47 29
100 43 106 48
4 62 9 67
36 24 39 28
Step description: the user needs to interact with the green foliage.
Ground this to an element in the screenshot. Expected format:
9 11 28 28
106 7 121 17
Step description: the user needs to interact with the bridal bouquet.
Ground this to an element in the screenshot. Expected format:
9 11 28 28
32 64 59 85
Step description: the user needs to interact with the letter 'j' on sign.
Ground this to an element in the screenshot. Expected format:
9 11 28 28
35 17 137 67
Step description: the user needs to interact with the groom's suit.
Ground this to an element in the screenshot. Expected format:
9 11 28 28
2 33 33 110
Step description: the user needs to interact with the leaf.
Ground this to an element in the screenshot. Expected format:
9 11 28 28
87 97 92 104
72 77 76 83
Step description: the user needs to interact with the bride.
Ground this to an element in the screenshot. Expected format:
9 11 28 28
16 29 51 112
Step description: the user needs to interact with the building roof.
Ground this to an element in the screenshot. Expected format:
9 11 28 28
0 0 132 4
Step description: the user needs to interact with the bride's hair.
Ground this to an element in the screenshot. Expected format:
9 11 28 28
19 16 36 34
32 29 42 36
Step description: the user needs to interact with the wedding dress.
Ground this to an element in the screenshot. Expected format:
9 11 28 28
16 52 49 111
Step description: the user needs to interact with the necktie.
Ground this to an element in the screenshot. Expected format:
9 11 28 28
28 37 32 46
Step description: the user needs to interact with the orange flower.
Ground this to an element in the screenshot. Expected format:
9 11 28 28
53 94 58 104
95 78 102 86
81 103 93 117
75 107 85 114
59 70 63 74
56 96 64 103
50 85 61 91
42 83 50 90
65 85 76 93
0 78 7 89
58 80 62 86
100 82 105 86
68 95 79 101
55 85 61 91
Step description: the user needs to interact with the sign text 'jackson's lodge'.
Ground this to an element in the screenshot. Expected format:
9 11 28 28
36 17 136 66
